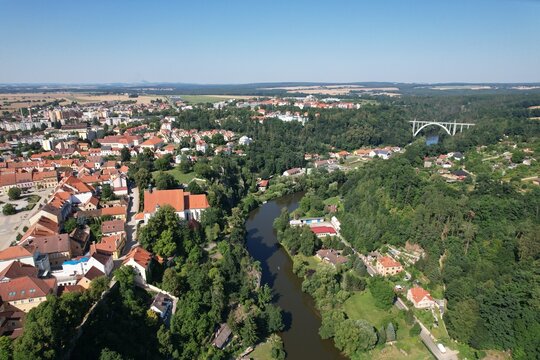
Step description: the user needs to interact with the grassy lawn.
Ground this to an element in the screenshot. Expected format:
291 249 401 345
250 340 273 360
344 290 434 359
361 339 434 360
152 169 197 184
22 194 41 211
343 289 399 327
323 196 344 211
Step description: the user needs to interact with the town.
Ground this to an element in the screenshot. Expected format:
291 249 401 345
1 1 539 359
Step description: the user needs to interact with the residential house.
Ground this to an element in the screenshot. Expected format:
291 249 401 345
97 135 142 149
101 220 125 236
407 287 435 309
282 168 304 177
316 249 348 267
0 245 50 275
140 137 164 150
195 140 208 153
100 205 128 220
212 323 232 349
257 179 269 192
94 234 125 259
150 292 173 320
0 261 38 282
0 299 24 338
0 276 57 312
23 234 72 268
122 246 152 284
376 256 403 276
77 267 105 290
69 226 91 256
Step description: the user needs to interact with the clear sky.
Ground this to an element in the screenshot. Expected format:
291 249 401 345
0 0 539 84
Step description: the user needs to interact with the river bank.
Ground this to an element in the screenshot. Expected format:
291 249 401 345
245 192 346 360
270 197 436 359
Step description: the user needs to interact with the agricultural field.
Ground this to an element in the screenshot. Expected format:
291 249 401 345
178 94 252 104
0 92 166 112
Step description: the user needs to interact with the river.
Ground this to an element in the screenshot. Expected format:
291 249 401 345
245 193 346 360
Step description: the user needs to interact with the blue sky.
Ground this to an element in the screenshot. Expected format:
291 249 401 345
0 0 539 83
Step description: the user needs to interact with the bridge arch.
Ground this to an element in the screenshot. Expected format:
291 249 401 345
413 122 452 137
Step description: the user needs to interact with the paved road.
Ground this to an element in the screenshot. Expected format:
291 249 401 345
121 186 140 257
418 321 458 360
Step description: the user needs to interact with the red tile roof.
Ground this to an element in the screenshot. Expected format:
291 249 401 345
0 246 35 261
143 189 209 214
310 226 337 235
123 247 152 269
95 234 122 254
101 220 125 234
0 276 56 302
378 256 402 268
0 261 38 280
101 206 127 217
409 287 433 303
84 266 105 281
24 234 70 255
141 137 163 146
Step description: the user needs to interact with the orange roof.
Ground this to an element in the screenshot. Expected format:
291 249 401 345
0 246 35 261
50 191 71 208
64 176 94 193
79 175 101 184
133 212 144 220
354 149 371 155
95 234 123 253
378 256 402 268
409 287 433 303
101 206 127 217
0 276 56 302
144 189 185 213
30 151 55 159
186 193 210 209
141 137 163 146
144 189 209 213
123 246 152 269
32 170 57 181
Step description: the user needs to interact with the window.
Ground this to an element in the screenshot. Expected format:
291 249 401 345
8 291 16 297
29 288 36 293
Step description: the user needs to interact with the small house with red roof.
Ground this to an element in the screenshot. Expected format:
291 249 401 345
123 246 153 283
407 286 435 309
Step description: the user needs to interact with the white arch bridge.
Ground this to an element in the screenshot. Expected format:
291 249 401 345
409 119 475 137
